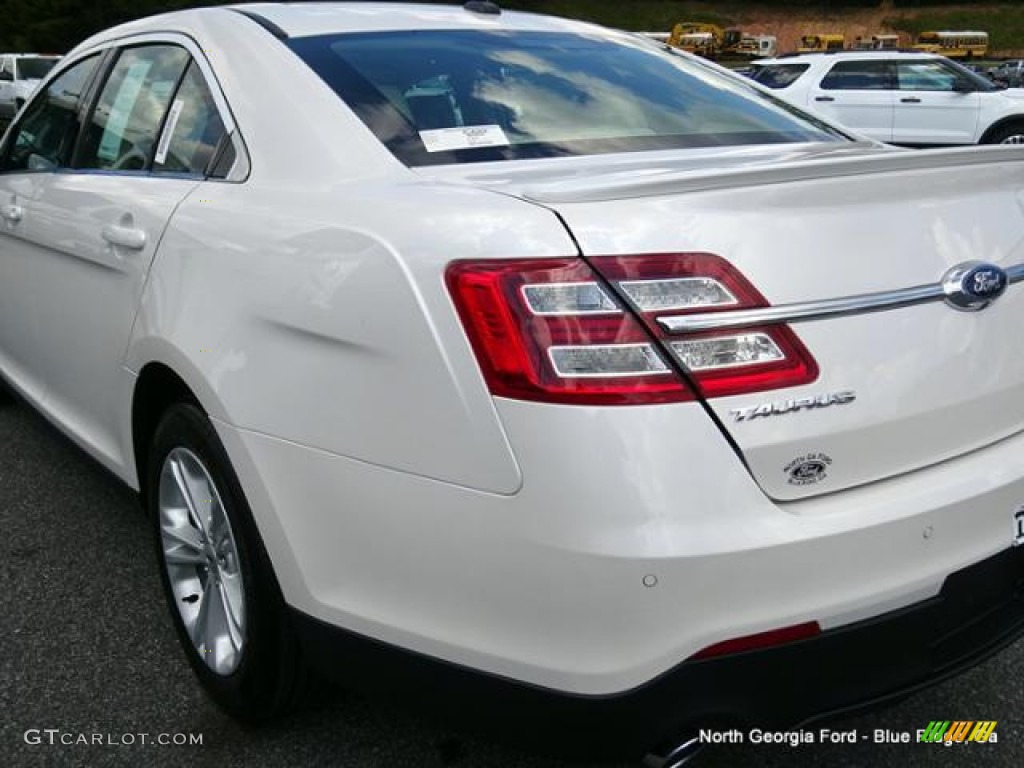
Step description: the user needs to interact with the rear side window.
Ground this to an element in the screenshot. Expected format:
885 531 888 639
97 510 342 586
0 54 100 172
820 61 891 90
77 45 189 171
290 30 843 166
16 57 60 81
749 64 809 89
896 61 959 91
152 61 226 176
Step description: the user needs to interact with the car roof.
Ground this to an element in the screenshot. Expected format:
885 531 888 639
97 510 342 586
229 1 600 37
757 51 941 65
68 2 628 60
70 2 621 54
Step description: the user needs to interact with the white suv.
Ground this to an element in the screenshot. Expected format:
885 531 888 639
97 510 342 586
0 53 61 121
751 51 1024 145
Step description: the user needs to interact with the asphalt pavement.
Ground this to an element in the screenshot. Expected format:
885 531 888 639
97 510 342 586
2 394 1022 768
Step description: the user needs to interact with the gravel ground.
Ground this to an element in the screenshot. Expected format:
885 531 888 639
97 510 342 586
1 395 1022 768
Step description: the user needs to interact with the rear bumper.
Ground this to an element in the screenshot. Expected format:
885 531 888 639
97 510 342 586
216 402 1024 698
291 544 1024 758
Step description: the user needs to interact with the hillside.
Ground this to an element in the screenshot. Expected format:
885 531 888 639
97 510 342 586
505 2 1024 57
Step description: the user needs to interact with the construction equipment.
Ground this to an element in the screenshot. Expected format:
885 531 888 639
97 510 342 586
667 22 742 59
735 35 778 59
797 34 845 53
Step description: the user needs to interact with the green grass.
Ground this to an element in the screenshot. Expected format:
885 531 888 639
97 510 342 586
885 9 1024 53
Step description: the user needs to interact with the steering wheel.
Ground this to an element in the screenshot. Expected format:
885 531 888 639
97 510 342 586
111 144 151 171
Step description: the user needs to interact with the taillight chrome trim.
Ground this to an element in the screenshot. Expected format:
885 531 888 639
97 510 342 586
547 343 673 378
521 281 622 316
669 333 785 372
617 276 739 312
659 262 1024 334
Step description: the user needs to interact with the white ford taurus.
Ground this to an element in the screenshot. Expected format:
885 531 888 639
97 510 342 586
1 3 1023 764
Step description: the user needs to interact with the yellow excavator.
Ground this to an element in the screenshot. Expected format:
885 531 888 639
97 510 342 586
668 22 743 59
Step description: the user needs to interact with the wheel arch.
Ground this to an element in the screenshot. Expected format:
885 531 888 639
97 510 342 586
125 341 304 606
131 362 203 491
126 332 237 485
979 115 1024 144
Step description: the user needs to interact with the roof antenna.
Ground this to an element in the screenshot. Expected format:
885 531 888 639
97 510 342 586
464 1 501 16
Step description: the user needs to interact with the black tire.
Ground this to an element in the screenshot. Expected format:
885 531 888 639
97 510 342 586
147 403 312 721
978 118 1024 145
982 121 1024 145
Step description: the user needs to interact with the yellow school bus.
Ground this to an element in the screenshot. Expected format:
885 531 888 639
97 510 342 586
913 31 988 59
798 34 845 53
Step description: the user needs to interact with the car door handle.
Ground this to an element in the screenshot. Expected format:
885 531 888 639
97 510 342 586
814 96 835 102
900 97 922 103
1 203 23 223
101 224 147 250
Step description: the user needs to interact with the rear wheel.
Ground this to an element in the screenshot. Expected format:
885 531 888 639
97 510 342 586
148 404 312 720
983 122 1024 145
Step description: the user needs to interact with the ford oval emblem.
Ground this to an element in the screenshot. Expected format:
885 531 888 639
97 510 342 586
942 261 1008 311
784 452 833 486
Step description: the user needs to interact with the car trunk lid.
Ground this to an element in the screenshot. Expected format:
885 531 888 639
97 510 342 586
432 144 1024 500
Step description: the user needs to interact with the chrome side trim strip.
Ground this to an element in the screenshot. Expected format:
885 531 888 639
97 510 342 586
659 285 940 332
659 264 1024 334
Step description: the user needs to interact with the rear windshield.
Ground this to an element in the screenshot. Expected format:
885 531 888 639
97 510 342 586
289 30 843 166
16 57 59 80
749 63 810 90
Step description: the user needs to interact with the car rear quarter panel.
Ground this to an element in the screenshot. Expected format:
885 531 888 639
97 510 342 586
126 177 583 495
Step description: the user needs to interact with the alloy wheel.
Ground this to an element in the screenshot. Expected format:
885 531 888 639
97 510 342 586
158 447 246 675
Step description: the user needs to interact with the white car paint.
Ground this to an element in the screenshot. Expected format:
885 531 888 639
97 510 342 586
1 1 1023 741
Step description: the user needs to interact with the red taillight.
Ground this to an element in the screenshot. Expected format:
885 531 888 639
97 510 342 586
691 621 821 660
446 254 818 405
589 254 818 398
445 258 694 405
